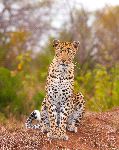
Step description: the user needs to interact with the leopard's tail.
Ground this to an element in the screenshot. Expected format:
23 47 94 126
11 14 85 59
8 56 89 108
25 110 41 129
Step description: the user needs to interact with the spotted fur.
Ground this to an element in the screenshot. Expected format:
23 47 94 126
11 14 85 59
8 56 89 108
25 40 85 140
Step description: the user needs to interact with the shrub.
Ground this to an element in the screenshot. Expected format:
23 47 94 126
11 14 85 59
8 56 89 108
75 64 119 112
0 67 26 118
33 91 45 111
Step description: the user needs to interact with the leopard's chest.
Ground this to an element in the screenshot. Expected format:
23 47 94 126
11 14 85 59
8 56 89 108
46 64 74 102
47 79 73 99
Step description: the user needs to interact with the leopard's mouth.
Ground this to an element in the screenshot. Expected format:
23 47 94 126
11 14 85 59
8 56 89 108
59 60 69 66
60 63 68 67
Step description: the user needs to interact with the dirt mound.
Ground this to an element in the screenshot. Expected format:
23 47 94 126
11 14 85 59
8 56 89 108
0 108 119 150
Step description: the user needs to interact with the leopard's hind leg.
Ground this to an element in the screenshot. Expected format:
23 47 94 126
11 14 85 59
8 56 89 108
40 98 50 133
67 92 85 132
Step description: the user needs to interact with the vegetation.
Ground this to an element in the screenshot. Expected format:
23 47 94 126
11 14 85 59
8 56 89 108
0 0 119 120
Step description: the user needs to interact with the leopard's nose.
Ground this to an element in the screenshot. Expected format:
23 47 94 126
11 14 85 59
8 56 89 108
62 60 65 63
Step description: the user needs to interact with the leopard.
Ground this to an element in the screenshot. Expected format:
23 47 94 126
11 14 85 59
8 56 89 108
25 40 85 140
25 92 85 132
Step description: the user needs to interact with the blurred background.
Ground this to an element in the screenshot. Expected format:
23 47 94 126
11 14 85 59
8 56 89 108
0 0 119 121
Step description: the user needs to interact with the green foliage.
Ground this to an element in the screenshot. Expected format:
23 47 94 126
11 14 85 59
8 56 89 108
0 67 26 117
75 64 119 112
0 112 7 124
16 51 32 72
34 38 54 82
33 92 45 111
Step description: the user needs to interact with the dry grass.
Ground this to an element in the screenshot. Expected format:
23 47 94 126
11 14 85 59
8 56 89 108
0 107 119 150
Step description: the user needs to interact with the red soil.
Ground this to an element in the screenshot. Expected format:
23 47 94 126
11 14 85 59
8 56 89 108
0 107 119 150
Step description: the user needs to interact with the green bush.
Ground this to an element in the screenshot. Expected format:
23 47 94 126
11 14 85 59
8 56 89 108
0 67 26 118
75 64 119 112
33 91 45 111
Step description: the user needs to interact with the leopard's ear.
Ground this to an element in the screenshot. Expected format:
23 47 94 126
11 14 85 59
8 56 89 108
73 41 80 49
53 39 60 47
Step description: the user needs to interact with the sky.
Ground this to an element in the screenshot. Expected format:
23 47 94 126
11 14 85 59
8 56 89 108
52 0 119 28
76 0 119 10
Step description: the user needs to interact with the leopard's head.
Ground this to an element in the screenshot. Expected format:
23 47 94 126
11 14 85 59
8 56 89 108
53 40 80 64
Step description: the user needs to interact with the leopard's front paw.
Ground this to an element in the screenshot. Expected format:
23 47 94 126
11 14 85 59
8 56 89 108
47 131 69 140
59 134 69 140
47 131 57 139
43 127 50 133
67 125 77 133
